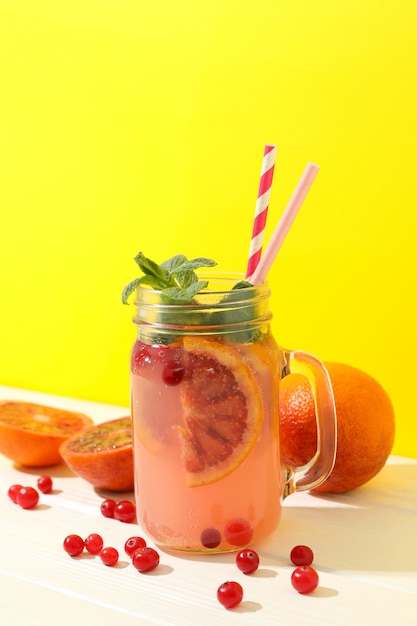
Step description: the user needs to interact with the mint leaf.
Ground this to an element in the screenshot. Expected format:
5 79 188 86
168 257 217 291
134 252 169 285
121 252 261 345
136 274 167 290
122 278 140 305
232 280 253 290
173 257 217 274
122 274 166 304
174 270 197 289
162 280 209 302
122 252 217 304
160 254 188 274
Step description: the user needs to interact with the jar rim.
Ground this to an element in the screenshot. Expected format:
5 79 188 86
134 271 270 299
132 271 272 341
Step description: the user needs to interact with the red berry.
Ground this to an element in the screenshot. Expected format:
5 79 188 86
114 500 136 523
236 549 259 574
132 547 160 573
131 342 171 374
85 533 104 555
290 545 314 566
162 360 185 386
100 498 116 518
16 486 39 509
224 518 253 547
131 342 153 373
291 566 319 594
124 536 146 557
63 534 85 557
37 475 53 494
8 484 23 503
100 547 119 567
200 527 221 549
151 345 171 363
217 581 243 609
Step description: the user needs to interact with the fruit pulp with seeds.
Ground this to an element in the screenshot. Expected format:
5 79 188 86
131 333 282 552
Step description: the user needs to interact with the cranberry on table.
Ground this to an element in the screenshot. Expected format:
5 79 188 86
37 475 53 494
124 536 147 557
114 500 136 523
290 544 314 566
100 498 117 518
217 581 244 609
236 548 259 574
291 565 319 594
63 534 85 557
131 547 160 572
85 533 104 555
100 547 119 567
8 484 23 503
16 486 39 510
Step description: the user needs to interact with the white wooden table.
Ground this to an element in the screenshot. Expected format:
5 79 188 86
1 385 416 625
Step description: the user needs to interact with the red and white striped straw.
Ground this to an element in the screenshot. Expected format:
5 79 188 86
245 144 278 281
250 162 320 286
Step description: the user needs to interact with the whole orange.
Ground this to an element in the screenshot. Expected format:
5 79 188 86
279 362 395 493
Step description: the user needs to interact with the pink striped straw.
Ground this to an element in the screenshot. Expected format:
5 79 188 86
250 162 320 286
245 144 278 281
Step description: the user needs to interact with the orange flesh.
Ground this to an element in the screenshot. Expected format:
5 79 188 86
0 401 93 467
59 417 134 491
0 401 92 435
65 417 132 453
178 338 263 486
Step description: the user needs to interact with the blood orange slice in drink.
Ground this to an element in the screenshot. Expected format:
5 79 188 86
0 401 93 467
59 416 134 492
177 338 263 487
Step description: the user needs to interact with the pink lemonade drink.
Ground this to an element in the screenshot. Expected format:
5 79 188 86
130 272 337 553
132 334 282 551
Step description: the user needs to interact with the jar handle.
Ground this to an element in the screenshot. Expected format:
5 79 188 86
281 349 337 497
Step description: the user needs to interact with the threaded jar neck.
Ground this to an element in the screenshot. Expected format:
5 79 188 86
132 272 272 343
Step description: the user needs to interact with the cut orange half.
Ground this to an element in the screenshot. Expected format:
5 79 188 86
0 401 93 467
59 416 134 492
177 337 263 487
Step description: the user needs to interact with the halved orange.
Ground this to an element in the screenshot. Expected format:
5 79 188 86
177 337 263 487
59 416 134 492
0 400 93 467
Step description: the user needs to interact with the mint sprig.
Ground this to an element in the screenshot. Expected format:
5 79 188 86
122 252 217 304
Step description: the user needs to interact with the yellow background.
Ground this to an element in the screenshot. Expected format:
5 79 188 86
1 1 416 458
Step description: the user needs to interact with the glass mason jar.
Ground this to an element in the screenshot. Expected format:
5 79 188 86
130 272 337 552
